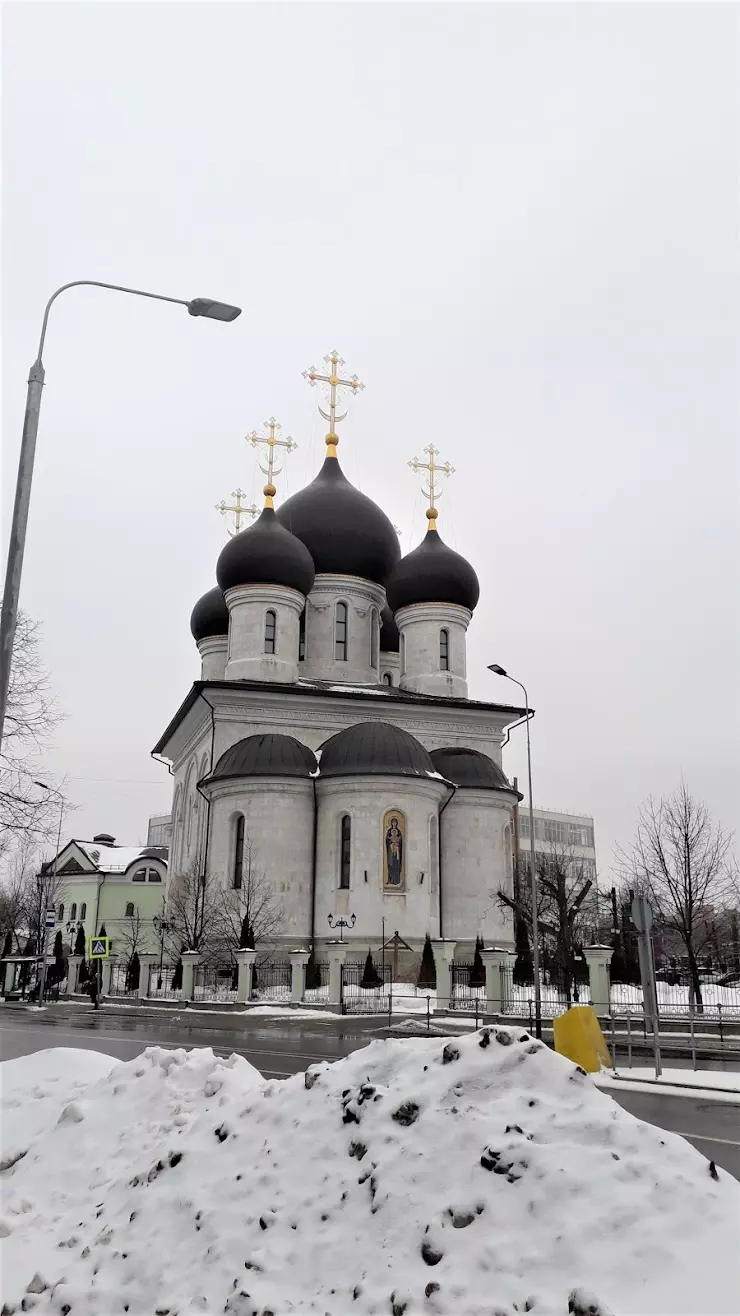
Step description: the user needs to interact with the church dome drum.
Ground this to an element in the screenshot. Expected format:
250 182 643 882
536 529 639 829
205 733 318 783
385 526 480 613
276 456 400 584
430 747 520 795
319 721 435 779
216 507 316 596
190 585 229 642
379 603 400 652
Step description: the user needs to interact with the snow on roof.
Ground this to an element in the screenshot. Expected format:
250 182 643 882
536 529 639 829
1 1029 737 1315
74 842 166 873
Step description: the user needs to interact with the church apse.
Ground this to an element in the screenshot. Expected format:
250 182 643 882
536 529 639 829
382 808 406 893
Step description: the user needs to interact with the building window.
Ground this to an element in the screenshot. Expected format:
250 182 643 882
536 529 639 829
233 815 245 890
544 819 567 845
70 902 77 921
80 903 87 920
298 608 306 661
147 869 162 883
519 814 530 839
439 628 449 671
340 814 351 889
382 672 393 686
264 610 276 655
125 902 135 918
370 608 378 669
58 904 64 922
335 602 348 661
132 868 146 882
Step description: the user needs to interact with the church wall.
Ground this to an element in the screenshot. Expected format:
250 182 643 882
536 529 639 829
225 583 304 684
197 636 227 681
205 777 314 941
301 575 386 685
396 602 471 700
439 789 516 951
379 651 400 687
314 775 447 951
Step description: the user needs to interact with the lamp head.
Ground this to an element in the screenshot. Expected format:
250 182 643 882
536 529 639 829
488 663 508 677
187 298 242 322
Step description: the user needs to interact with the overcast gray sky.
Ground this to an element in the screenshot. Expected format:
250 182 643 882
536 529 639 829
3 3 738 874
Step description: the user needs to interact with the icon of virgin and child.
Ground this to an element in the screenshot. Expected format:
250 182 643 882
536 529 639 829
383 809 405 891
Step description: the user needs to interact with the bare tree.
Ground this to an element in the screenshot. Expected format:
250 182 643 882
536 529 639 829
18 845 68 959
0 611 65 853
617 783 735 1009
165 860 220 956
499 847 593 1005
114 908 146 969
210 835 283 967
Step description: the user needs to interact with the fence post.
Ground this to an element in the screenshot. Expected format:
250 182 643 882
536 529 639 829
426 995 430 1032
290 949 310 1005
627 1013 632 1068
718 1001 723 1044
388 980 393 1029
234 949 257 1004
180 951 202 1004
65 955 82 996
689 1009 697 1070
327 943 348 1010
480 947 510 1016
100 957 115 997
137 954 158 1002
583 946 613 1018
430 940 457 1011
610 1016 617 1075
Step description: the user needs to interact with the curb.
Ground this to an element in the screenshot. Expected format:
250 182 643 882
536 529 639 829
598 1072 740 1097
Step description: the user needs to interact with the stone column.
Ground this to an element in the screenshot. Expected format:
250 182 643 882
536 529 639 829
327 943 348 1009
180 950 202 1003
480 947 513 1015
235 949 257 1004
583 946 613 1017
66 955 82 995
137 954 158 1001
100 957 115 997
290 949 310 1004
430 939 458 1011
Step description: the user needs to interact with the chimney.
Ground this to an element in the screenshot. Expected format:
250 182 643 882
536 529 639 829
92 832 116 846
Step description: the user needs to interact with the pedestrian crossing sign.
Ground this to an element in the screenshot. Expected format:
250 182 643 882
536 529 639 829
89 937 110 959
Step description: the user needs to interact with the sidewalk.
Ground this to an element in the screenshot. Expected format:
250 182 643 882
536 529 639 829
595 1066 740 1103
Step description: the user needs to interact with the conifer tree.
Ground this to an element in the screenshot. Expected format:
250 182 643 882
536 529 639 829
470 935 485 988
513 917 534 986
417 933 436 989
361 948 381 989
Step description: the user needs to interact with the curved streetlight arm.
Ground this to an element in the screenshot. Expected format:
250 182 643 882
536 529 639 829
35 279 192 364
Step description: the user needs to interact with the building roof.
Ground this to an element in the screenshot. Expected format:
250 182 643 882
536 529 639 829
190 585 229 642
202 733 318 784
429 746 521 796
45 842 168 875
385 527 480 613
216 506 316 596
319 721 437 781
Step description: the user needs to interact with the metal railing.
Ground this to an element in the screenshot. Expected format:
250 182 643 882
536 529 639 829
304 959 330 1003
147 964 181 1000
341 960 392 1014
251 961 291 1002
500 965 585 1019
193 965 238 1003
609 978 740 1020
107 963 138 997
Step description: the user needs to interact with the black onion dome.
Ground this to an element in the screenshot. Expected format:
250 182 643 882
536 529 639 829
190 585 229 642
276 456 400 584
206 733 317 782
379 604 400 653
216 507 315 596
385 528 480 613
320 721 435 780
430 747 521 796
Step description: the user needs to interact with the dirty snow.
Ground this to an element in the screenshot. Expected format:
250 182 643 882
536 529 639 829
0 1048 117 1171
1 1031 739 1315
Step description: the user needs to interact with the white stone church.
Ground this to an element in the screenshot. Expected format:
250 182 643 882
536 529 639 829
153 354 526 957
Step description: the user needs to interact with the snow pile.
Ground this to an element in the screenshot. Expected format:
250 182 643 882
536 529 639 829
2 1030 739 1316
0 1049 117 1171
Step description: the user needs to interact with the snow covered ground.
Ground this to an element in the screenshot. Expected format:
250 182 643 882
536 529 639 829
0 1048 117 1172
2 1031 739 1315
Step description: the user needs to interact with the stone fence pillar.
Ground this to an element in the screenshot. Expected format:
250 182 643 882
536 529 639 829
180 950 202 1003
235 949 257 1004
583 946 613 1017
290 949 310 1004
100 957 115 997
137 954 158 1001
66 955 82 995
327 944 347 1009
430 940 457 1011
481 947 513 1015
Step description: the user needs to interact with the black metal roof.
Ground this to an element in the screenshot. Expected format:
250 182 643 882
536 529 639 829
429 746 521 796
386 527 480 613
216 507 315 596
190 585 229 642
204 733 317 783
379 603 400 653
319 721 436 780
276 455 400 585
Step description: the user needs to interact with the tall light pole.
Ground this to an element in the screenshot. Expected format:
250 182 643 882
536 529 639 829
0 280 242 751
32 780 64 1006
488 664 542 1040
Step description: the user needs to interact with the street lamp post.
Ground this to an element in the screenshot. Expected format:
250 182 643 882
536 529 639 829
33 781 64 1005
488 664 542 1040
0 280 242 751
153 913 174 991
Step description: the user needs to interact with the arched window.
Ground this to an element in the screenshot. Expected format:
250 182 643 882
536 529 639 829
58 904 64 922
264 609 276 655
298 608 306 661
340 814 351 889
125 902 135 918
80 903 87 920
370 608 378 669
382 672 393 686
233 815 245 890
439 628 450 671
335 602 348 661
70 903 77 921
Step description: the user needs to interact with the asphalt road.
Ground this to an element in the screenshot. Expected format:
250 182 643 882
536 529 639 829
2 1009 739 1180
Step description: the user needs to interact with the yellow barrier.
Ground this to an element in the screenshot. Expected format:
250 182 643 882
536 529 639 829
553 1005 611 1073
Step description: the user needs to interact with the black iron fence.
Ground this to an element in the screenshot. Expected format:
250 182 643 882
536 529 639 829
193 965 238 1003
147 964 181 1000
251 961 291 1002
609 977 740 1020
499 963 584 1020
108 963 138 997
304 959 330 1004
341 960 391 1014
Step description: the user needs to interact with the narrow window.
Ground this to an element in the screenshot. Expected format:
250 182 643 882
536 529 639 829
400 633 406 674
439 628 450 671
370 608 378 669
125 902 135 918
80 903 87 920
233 815 245 890
382 672 393 686
298 608 306 661
335 602 348 661
58 904 64 922
340 814 351 889
264 610 276 655
70 902 77 921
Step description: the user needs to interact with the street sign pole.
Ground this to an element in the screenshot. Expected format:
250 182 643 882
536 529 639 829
36 906 56 1007
631 895 662 1078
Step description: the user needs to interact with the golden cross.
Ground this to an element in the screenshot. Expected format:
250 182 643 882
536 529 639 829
303 350 364 457
215 488 258 537
408 444 455 531
247 417 297 508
